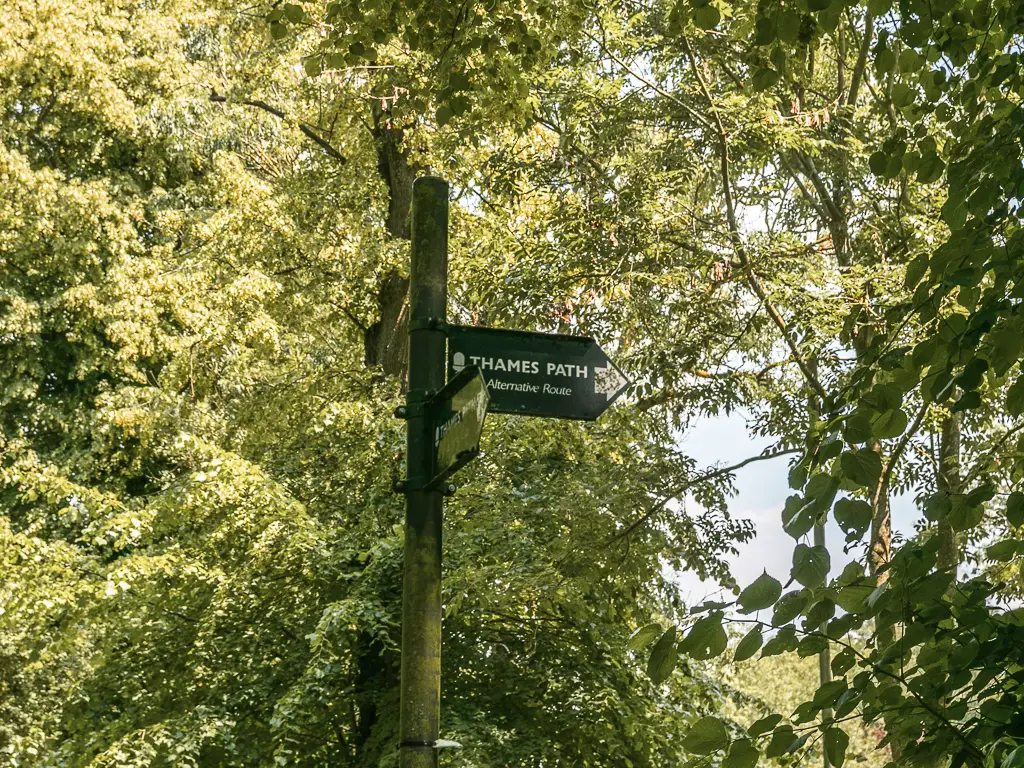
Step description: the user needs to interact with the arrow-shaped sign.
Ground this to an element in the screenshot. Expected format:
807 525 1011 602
447 326 630 421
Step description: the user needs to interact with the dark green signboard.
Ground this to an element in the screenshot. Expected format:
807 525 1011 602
429 365 489 486
447 326 630 420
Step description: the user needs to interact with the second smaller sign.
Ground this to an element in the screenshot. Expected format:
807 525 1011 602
429 365 489 487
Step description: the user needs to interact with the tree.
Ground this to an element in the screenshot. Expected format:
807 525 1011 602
0 0 756 764
625 0 1024 764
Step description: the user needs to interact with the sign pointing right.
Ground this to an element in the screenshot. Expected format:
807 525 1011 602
447 325 630 421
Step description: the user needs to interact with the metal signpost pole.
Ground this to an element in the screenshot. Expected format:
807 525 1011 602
399 176 448 768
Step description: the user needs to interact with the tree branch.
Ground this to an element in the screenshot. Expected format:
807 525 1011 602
609 448 801 543
680 35 828 403
847 12 874 106
210 91 347 165
583 31 714 131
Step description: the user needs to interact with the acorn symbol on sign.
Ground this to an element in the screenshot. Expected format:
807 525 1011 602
453 352 466 372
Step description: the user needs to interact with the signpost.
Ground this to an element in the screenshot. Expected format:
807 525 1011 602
395 177 630 768
448 325 630 420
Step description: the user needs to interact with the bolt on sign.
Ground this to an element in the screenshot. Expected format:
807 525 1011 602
447 326 630 421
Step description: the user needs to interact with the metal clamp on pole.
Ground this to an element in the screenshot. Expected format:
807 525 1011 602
408 317 449 334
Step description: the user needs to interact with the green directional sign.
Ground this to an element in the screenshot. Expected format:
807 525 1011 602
429 365 489 487
447 326 630 420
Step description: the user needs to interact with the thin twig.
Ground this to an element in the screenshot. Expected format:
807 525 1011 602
609 448 800 543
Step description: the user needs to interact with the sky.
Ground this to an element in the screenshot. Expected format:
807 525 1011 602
672 410 920 605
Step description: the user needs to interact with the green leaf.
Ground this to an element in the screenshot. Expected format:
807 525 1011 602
951 390 982 413
723 739 760 768
835 580 874 612
833 688 860 719
647 627 677 684
869 151 888 176
872 409 908 439
694 4 721 29
772 590 808 626
734 626 763 662
905 253 929 289
751 68 781 91
792 544 830 587
783 495 816 539
956 357 989 391
753 17 775 45
986 539 1020 562
948 493 984 531
1007 377 1024 417
435 105 454 127
807 0 831 10
748 713 783 738
679 614 728 659
283 3 304 22
302 57 321 77
806 472 839 509
777 10 801 41
627 623 663 651
682 716 730 755
1002 746 1024 768
842 413 873 443
738 572 783 613
812 679 847 708
269 21 288 39
804 597 835 629
986 326 1024 376
840 449 882 488
834 498 872 539
923 490 952 521
867 0 891 13
916 152 945 184
765 726 798 757
1007 492 1024 528
831 648 856 676
875 48 896 74
789 458 809 489
761 626 797 657
816 438 843 463
942 195 968 230
824 727 850 768
797 634 828 656
967 482 995 507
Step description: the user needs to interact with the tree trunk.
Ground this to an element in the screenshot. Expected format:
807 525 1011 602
363 111 419 379
351 115 419 757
